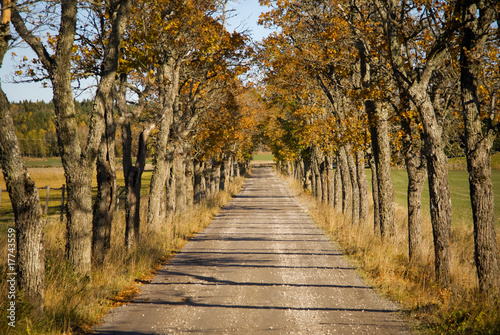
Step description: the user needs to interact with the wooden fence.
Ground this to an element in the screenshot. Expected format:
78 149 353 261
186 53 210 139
0 185 127 221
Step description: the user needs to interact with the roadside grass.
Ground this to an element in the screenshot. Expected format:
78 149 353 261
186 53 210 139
282 168 500 334
0 166 245 335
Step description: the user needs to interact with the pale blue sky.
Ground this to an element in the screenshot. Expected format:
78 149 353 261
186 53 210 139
0 0 273 103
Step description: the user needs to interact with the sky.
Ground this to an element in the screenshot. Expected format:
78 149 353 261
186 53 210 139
0 0 273 103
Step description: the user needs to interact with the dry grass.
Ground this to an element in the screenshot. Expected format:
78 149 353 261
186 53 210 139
0 171 245 335
281 174 500 334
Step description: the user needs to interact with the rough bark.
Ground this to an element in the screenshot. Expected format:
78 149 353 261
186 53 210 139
211 162 221 194
356 150 369 223
413 88 452 286
92 99 117 267
124 129 149 250
326 155 335 206
367 151 380 233
460 0 499 298
405 149 426 263
174 153 187 213
338 147 352 217
185 157 194 207
147 61 179 231
0 19 45 309
333 156 343 212
194 160 206 204
367 101 395 237
321 157 329 204
344 146 360 225
165 154 176 218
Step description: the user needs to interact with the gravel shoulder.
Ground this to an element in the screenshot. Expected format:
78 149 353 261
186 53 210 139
92 165 411 334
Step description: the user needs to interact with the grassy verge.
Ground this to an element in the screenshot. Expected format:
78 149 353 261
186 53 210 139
282 170 500 334
0 174 245 334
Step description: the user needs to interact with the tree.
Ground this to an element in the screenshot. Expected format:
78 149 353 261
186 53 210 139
377 0 459 286
12 0 133 274
0 0 45 309
458 0 499 299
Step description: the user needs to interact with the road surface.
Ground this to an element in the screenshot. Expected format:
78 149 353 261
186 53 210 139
92 165 410 334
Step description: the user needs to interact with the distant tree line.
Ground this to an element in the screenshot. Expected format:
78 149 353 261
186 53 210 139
10 100 92 157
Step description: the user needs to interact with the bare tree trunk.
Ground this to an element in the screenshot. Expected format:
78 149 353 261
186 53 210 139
212 162 221 194
194 160 206 204
321 157 329 204
460 0 499 299
338 147 352 217
367 101 395 237
221 155 232 191
0 22 45 308
92 100 117 267
333 155 343 212
406 150 426 263
326 155 335 206
303 155 312 193
174 153 187 213
166 158 176 217
185 157 194 207
344 145 360 224
367 151 380 234
147 61 179 231
356 150 369 223
123 129 149 250
411 87 452 286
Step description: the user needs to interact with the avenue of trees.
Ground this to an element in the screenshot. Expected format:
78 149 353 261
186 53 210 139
257 0 499 302
0 0 260 311
1 0 499 319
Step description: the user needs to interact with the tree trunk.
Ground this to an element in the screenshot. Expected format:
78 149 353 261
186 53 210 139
211 162 221 194
321 157 329 204
174 153 187 213
326 155 335 206
368 151 380 234
344 145 360 224
367 101 395 237
147 61 179 231
460 1 499 298
166 156 176 217
185 157 194 207
406 149 426 263
333 155 343 212
123 129 149 250
356 150 369 223
338 147 352 217
410 85 452 286
92 100 117 267
0 23 45 308
194 160 206 204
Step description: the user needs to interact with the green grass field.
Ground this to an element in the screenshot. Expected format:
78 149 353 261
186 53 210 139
381 168 500 227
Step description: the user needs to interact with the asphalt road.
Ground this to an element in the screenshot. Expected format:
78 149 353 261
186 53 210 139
92 165 410 334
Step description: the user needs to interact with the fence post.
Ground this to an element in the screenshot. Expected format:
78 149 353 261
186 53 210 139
44 185 50 220
60 184 65 222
